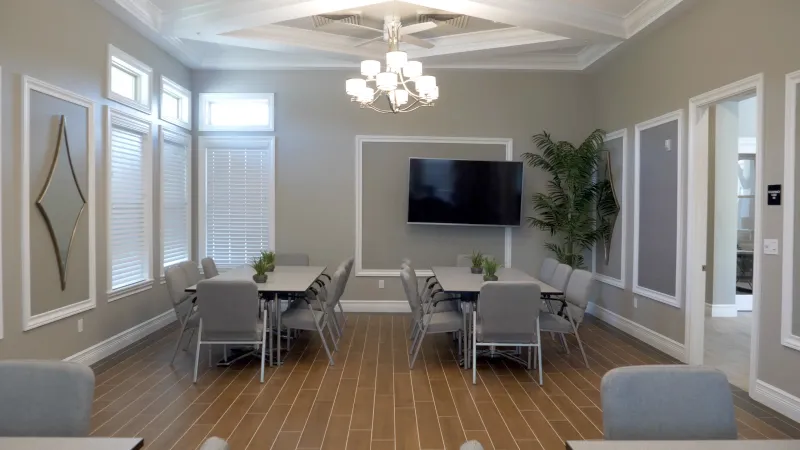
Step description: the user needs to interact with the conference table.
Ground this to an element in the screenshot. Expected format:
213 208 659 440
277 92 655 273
0 437 143 450
431 266 563 369
186 265 327 365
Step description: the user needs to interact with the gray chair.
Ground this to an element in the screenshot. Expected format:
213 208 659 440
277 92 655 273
539 257 559 284
0 361 94 436
201 257 219 279
403 261 458 342
199 437 230 450
165 265 200 364
539 269 594 367
601 366 737 440
180 260 203 287
194 280 267 383
543 262 573 314
401 266 463 369
275 253 310 266
456 254 495 268
472 282 543 385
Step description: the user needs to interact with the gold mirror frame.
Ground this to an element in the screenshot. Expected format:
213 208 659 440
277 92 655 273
602 151 622 265
35 115 87 291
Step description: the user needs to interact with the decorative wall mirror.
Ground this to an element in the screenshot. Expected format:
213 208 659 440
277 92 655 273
598 151 621 264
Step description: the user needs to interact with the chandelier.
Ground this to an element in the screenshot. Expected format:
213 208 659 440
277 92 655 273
345 20 439 114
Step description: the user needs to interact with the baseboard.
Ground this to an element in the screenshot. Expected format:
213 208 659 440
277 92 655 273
64 310 177 366
586 302 686 362
705 302 739 317
736 294 753 312
752 380 800 423
340 300 410 313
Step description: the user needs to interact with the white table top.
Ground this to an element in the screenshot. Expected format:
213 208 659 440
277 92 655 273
186 265 326 293
0 437 143 450
567 441 800 450
431 266 562 295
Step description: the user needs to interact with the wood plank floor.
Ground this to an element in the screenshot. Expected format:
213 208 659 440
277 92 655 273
88 314 800 450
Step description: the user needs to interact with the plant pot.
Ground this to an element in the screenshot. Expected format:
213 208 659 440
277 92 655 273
265 264 275 273
471 266 483 274
253 274 268 283
483 275 498 282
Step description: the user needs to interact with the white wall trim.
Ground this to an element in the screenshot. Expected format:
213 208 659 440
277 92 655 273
64 309 177 365
736 294 753 312
624 0 685 37
633 110 684 308
592 128 628 290
0 66 3 339
587 302 686 361
197 135 276 264
781 70 800 352
159 126 193 277
705 302 738 318
685 74 764 398
22 76 97 332
106 106 155 301
340 300 411 313
751 380 800 424
355 135 514 277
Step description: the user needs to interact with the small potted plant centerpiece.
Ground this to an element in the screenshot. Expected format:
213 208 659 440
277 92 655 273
482 257 500 282
262 251 276 272
251 254 270 283
470 251 485 274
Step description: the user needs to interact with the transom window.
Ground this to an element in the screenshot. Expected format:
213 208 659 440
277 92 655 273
108 45 152 113
161 77 191 130
199 93 274 132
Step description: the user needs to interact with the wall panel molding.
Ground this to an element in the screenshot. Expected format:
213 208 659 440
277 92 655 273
592 128 628 289
781 69 800 351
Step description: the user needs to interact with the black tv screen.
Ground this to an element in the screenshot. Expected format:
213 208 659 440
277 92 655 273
407 158 523 226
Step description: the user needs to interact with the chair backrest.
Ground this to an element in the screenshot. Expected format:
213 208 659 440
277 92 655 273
477 282 542 343
343 256 355 278
180 260 203 286
539 258 559 284
456 254 495 268
399 266 422 319
201 257 219 279
165 265 194 323
549 263 573 292
327 265 348 308
0 361 95 437
601 366 737 440
275 253 310 266
564 269 595 324
196 280 260 340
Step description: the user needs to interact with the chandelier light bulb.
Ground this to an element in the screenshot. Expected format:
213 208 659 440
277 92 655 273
361 60 380 78
414 75 436 94
357 87 375 103
427 86 439 101
393 89 409 106
376 72 398 91
403 61 422 80
386 51 408 73
346 78 366 96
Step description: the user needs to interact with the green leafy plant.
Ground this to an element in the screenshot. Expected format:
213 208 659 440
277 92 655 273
521 129 619 268
250 255 271 276
470 250 485 268
261 251 276 272
482 257 500 279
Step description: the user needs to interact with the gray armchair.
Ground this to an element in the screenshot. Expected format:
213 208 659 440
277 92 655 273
0 361 94 436
601 365 737 440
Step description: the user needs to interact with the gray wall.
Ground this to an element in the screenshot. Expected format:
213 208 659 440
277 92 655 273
193 70 594 301
590 0 800 396
594 136 624 280
0 0 190 358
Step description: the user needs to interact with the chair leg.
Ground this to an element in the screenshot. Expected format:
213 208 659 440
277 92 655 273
310 304 334 365
208 346 212 368
409 333 424 369
327 321 339 351
170 315 190 364
527 346 532 370
260 317 267 383
572 326 590 368
536 321 543 386
183 328 196 351
193 321 203 383
472 311 477 385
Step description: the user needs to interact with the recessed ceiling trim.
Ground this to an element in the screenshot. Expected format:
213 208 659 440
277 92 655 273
625 0 684 37
408 28 569 59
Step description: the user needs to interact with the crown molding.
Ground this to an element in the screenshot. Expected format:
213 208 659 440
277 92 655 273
625 0 685 37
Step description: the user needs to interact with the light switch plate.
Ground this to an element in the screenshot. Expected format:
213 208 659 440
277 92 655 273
764 239 779 255
378 279 384 289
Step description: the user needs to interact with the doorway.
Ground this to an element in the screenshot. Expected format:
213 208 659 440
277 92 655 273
685 75 764 394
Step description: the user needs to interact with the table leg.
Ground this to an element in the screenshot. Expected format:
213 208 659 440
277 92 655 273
267 298 273 367
462 301 467 369
275 292 282 365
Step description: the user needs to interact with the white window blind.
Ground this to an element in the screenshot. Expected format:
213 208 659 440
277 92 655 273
108 111 151 295
202 138 274 268
162 132 191 269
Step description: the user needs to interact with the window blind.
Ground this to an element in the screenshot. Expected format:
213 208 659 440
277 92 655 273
162 139 190 268
109 126 149 290
205 146 271 268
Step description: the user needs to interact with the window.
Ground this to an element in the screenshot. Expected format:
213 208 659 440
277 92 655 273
737 153 756 249
198 93 274 131
107 108 153 300
108 45 152 113
199 136 275 268
160 127 192 275
160 77 191 130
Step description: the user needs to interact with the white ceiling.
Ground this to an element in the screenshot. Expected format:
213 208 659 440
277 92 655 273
97 0 685 70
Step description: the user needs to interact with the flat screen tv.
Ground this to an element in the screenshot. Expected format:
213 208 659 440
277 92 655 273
407 158 523 226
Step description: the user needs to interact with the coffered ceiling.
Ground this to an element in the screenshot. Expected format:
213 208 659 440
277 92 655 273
97 0 686 70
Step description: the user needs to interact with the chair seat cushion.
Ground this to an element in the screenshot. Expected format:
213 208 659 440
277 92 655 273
202 322 264 342
424 311 462 333
539 311 572 333
281 307 325 330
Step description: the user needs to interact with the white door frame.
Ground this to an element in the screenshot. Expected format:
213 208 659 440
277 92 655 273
685 74 764 394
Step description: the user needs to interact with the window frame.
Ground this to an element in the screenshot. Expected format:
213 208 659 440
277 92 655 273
106 107 154 301
160 76 192 130
107 45 153 114
198 92 275 132
159 126 193 279
197 135 276 268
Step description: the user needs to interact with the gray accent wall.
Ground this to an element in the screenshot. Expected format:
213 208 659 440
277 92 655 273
594 136 624 280
361 142 506 270
193 70 595 302
636 120 678 297
591 0 800 397
0 0 190 358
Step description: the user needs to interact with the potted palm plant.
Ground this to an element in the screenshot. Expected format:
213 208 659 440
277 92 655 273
470 250 485 274
251 255 270 283
262 251 276 272
482 258 500 282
